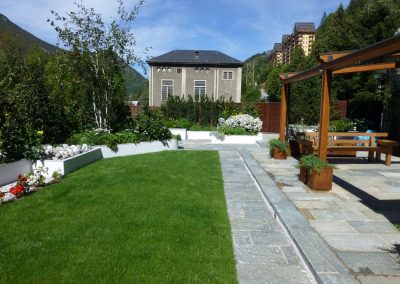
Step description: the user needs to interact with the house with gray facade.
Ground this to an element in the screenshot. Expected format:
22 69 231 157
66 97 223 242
147 50 244 106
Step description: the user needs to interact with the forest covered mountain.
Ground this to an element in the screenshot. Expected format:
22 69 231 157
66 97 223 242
0 13 147 101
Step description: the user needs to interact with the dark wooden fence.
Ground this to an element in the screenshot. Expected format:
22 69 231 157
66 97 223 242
255 102 281 133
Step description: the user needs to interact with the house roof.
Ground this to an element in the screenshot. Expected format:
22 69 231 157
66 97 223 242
147 50 244 67
293 22 316 33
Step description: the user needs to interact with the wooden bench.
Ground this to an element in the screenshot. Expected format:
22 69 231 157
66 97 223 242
299 132 398 166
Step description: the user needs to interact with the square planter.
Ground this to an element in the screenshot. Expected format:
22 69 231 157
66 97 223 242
187 131 213 140
270 148 287 159
306 167 333 191
169 128 187 140
33 148 103 176
0 159 33 186
211 133 263 144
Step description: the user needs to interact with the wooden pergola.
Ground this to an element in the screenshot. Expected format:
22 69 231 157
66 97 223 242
278 34 400 161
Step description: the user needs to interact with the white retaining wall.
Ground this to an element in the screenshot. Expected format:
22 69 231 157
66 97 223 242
0 159 33 186
99 140 178 158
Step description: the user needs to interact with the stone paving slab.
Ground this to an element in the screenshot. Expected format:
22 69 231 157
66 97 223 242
184 143 313 283
184 142 400 283
249 144 400 284
323 233 389 252
240 148 356 283
337 251 400 276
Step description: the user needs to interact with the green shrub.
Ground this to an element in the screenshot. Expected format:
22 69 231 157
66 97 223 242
268 138 289 153
133 108 172 142
297 154 335 175
329 118 355 132
163 118 192 129
0 116 43 162
189 124 217 131
160 96 260 127
218 125 253 136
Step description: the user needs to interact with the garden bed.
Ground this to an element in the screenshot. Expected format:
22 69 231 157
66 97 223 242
99 140 178 158
211 132 263 144
33 147 103 176
0 159 33 186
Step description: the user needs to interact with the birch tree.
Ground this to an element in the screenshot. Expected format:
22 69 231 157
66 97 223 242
49 0 145 130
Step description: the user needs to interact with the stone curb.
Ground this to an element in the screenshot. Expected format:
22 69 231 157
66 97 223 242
238 148 357 284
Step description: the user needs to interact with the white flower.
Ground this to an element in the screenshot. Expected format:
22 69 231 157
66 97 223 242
220 114 262 132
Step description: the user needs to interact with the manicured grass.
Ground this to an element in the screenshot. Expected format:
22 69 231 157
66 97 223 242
0 151 237 283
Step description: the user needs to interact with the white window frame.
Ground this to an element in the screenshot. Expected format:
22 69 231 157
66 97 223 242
222 70 234 80
161 79 174 102
194 80 206 100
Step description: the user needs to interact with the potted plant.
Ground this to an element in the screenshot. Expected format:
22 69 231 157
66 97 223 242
297 154 335 190
268 138 290 159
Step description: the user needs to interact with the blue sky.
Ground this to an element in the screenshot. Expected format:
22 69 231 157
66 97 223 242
0 0 350 75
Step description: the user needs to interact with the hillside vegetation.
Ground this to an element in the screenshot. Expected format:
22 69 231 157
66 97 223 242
0 13 147 102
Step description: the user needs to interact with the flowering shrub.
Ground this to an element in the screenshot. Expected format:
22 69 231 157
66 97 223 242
42 144 91 160
0 167 62 204
218 114 262 135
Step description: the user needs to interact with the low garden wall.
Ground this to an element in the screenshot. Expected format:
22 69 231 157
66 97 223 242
33 148 103 176
99 140 178 158
211 133 263 144
0 159 33 186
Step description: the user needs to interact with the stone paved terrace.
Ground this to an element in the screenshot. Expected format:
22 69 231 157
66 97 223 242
183 140 400 283
250 147 400 284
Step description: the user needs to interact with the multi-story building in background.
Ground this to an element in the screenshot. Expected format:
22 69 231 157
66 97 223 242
266 43 282 66
266 22 316 65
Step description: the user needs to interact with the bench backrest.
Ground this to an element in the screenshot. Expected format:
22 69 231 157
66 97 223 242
304 132 388 148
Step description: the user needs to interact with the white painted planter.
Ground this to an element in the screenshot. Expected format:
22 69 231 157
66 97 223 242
0 159 33 186
33 148 103 176
211 132 263 144
187 131 213 140
99 140 178 159
169 128 187 140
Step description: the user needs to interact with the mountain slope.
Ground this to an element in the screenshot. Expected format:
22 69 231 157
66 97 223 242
0 13 58 53
0 13 148 99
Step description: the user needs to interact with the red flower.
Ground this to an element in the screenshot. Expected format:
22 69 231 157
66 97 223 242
9 185 24 197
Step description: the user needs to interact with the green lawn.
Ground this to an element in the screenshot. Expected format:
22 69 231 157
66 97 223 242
0 151 237 283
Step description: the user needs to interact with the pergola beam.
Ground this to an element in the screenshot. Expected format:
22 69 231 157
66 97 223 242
332 62 398 75
281 34 400 84
318 70 332 161
324 35 400 71
279 84 289 141
319 51 351 63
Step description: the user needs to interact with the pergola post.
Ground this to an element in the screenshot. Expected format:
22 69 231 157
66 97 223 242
318 70 332 161
279 83 288 141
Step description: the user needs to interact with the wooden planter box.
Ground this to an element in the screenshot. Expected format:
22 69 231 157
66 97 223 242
270 148 287 159
298 166 307 183
306 167 333 191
